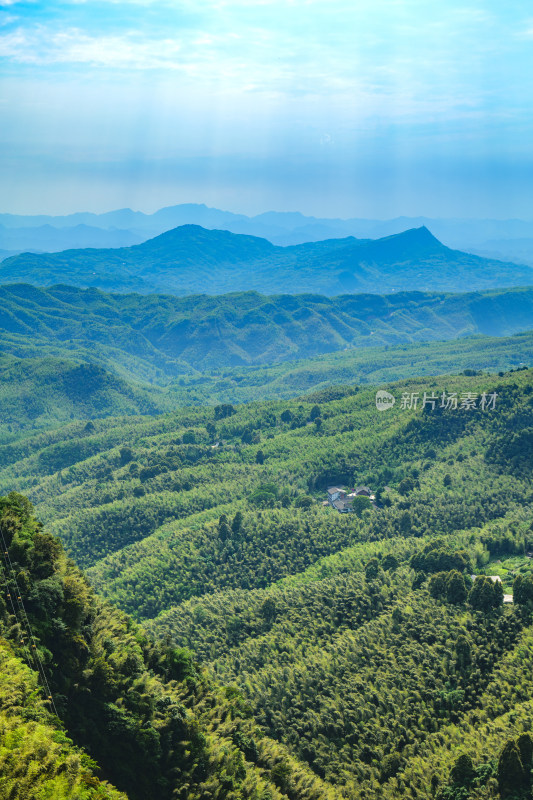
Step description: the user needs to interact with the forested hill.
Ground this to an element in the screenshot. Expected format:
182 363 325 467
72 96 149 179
0 368 532 799
1 283 533 375
1 280 532 437
0 492 340 800
2 223 532 295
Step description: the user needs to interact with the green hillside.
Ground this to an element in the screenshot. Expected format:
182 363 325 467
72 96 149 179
0 366 532 799
2 224 532 296
1 278 531 442
1 327 531 442
0 280 531 441
0 284 533 378
0 354 167 433
0 637 127 800
160 331 533 407
0 492 342 800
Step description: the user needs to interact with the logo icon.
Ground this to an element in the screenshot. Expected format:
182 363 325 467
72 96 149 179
375 390 395 411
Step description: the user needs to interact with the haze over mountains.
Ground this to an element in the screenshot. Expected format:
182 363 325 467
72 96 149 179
2 223 533 297
2 203 533 265
1 283 533 373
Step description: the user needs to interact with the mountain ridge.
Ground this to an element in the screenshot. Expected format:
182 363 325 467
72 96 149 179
2 223 531 296
0 283 532 376
3 203 533 263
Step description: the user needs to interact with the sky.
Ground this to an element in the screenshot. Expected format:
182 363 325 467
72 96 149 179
1 0 532 218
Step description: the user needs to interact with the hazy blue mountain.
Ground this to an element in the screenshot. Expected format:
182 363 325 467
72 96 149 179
3 204 533 260
0 204 249 234
469 237 533 267
2 224 532 296
0 223 144 254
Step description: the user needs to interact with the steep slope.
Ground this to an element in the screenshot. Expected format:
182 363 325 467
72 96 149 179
0 491 342 800
0 637 126 800
2 224 532 295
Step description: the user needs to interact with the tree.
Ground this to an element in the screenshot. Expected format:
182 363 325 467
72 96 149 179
218 519 231 542
365 558 380 581
398 477 416 495
518 733 533 775
428 572 447 600
119 446 133 465
382 554 398 571
514 574 533 608
309 405 321 420
498 739 527 796
380 752 401 782
351 495 372 517
232 512 243 535
259 598 277 623
450 753 475 787
469 576 503 612
214 404 235 419
445 571 468 605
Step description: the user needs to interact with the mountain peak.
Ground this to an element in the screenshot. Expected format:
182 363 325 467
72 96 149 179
134 224 276 263
366 225 447 258
395 225 443 243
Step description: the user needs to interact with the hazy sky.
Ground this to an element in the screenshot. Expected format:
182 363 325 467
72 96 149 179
1 0 532 218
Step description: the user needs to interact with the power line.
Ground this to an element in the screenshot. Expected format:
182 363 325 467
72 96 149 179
0 556 36 671
0 525 59 718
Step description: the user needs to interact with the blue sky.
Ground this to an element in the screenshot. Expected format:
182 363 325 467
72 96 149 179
1 0 532 218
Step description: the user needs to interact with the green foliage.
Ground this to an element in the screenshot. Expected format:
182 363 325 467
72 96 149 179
450 753 475 787
498 739 529 797
0 367 532 799
0 287 531 442
514 573 533 608
0 493 340 800
469 576 504 612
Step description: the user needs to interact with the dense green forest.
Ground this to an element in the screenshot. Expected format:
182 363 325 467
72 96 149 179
2 223 533 295
0 330 531 438
0 281 532 439
0 364 531 797
0 491 343 799
1 284 532 376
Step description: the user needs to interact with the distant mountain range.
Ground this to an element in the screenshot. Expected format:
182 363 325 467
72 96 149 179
0 222 142 255
2 224 532 296
2 202 533 264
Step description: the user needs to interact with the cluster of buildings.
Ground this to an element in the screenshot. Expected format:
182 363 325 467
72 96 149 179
325 485 375 513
